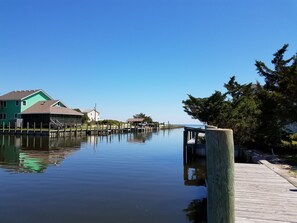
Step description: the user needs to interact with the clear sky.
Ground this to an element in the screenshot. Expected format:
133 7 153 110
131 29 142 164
0 0 296 124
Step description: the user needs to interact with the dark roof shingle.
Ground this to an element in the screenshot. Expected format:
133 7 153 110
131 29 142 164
21 100 83 116
0 90 43 100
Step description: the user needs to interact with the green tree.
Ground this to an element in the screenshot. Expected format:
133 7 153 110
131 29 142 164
183 44 297 146
74 108 89 124
133 113 153 123
255 44 297 145
183 76 261 145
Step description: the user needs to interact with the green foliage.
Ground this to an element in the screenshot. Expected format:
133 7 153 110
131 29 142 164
73 109 89 124
183 77 261 145
82 114 89 124
133 113 153 123
98 119 123 125
290 133 297 141
255 44 297 145
183 44 297 146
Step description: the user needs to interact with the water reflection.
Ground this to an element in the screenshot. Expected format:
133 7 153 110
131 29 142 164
0 128 208 223
127 132 153 143
96 131 156 144
184 158 206 186
0 135 85 173
183 199 207 223
183 156 207 223
0 131 158 173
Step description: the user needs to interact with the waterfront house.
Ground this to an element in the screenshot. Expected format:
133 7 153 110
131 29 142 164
81 108 100 122
0 90 52 125
127 118 145 126
21 100 83 127
0 90 83 127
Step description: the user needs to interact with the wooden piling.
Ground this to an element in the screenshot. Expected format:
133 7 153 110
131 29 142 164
183 130 188 164
206 128 234 223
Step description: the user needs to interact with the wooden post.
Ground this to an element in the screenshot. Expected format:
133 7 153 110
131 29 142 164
3 122 4 132
14 122 17 133
206 128 235 223
8 122 10 133
183 129 188 164
40 122 43 135
27 122 29 134
48 122 51 136
33 122 36 133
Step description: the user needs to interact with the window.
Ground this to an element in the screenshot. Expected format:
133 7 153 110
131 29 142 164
16 101 19 106
3 101 6 107
23 101 26 106
3 114 6 119
14 113 18 118
0 114 2 120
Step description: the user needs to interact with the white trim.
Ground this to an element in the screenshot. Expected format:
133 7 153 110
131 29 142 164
22 90 53 100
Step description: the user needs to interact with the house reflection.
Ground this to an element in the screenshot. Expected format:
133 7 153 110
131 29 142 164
127 132 153 144
0 135 85 173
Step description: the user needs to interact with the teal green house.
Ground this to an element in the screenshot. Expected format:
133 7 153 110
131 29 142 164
0 90 83 127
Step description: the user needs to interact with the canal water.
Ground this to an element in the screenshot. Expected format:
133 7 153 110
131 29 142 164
0 128 207 223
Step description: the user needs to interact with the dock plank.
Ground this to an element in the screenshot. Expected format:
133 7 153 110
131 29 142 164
235 163 297 223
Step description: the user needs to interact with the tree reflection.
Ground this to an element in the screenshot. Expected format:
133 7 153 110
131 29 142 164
184 199 207 223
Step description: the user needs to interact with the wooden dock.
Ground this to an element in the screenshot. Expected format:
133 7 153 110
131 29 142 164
0 124 160 137
235 162 297 223
183 127 297 222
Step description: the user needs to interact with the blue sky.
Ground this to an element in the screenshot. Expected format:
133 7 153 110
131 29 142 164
0 0 296 124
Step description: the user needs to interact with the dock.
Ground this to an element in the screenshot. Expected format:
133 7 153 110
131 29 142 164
183 126 297 222
235 162 297 223
0 123 160 137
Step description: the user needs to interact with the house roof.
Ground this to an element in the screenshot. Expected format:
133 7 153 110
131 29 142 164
0 90 53 101
21 100 83 116
127 118 145 123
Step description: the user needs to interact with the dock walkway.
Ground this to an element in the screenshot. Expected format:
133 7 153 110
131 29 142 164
235 163 297 223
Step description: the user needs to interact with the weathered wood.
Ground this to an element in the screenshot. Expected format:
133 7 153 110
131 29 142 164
183 130 188 164
206 128 235 223
235 163 297 223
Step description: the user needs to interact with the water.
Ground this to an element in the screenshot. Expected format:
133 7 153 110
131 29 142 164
0 129 206 223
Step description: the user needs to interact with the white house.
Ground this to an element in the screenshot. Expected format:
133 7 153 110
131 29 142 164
81 109 100 122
